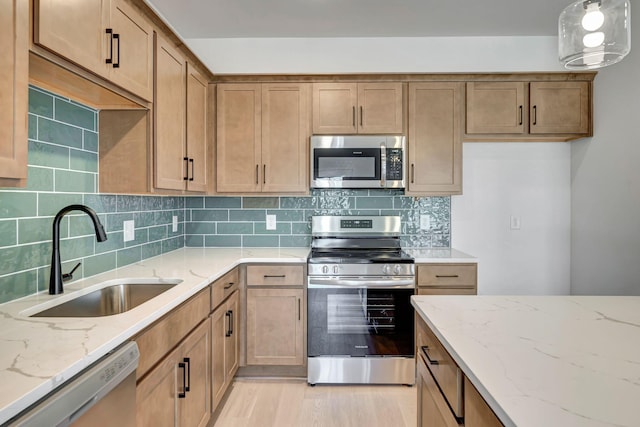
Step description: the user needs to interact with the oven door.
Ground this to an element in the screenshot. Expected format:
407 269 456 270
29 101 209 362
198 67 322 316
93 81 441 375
307 276 415 357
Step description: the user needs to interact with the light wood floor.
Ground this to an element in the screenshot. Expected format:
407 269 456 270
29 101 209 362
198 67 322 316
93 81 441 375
210 378 417 427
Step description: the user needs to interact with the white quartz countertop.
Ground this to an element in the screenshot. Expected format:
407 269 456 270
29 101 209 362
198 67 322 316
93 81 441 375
406 247 477 263
0 247 308 425
411 295 640 427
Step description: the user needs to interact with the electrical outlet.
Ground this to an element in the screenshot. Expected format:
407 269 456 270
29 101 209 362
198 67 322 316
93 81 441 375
510 216 521 230
266 214 277 230
123 220 135 242
172 215 178 233
420 215 431 230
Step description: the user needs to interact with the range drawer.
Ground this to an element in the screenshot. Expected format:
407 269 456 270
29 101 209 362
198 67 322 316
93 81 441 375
246 265 304 287
416 315 464 418
211 267 239 310
417 263 477 287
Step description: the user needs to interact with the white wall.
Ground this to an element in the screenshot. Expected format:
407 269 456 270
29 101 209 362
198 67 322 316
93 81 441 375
570 11 640 295
188 35 575 295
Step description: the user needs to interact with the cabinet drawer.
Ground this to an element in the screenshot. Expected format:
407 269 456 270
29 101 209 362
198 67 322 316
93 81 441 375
416 316 463 418
417 287 476 296
417 264 477 287
246 265 304 286
135 288 210 378
211 267 239 310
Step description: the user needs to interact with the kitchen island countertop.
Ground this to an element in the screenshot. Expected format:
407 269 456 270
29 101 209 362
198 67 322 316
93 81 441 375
411 295 640 427
0 246 473 424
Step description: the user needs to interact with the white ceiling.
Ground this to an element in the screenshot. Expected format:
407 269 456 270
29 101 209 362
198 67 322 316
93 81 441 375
144 0 570 39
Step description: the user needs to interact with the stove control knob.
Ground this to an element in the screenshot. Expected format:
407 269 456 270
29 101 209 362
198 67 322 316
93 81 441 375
383 265 392 275
393 264 403 275
322 265 329 274
333 265 339 274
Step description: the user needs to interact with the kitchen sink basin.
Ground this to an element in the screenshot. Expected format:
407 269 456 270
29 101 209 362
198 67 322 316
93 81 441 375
30 279 182 317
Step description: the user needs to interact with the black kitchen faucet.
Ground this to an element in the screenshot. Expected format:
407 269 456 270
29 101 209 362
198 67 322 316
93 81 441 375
49 205 108 295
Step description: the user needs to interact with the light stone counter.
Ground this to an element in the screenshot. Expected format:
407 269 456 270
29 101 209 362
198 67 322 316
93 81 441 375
0 247 308 425
406 247 477 264
411 295 640 427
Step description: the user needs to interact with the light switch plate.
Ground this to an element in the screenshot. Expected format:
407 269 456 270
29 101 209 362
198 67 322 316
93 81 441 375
172 216 178 233
123 220 135 242
420 215 431 230
266 214 277 230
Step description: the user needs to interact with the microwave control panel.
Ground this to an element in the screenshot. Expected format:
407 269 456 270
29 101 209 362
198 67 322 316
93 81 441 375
385 149 404 180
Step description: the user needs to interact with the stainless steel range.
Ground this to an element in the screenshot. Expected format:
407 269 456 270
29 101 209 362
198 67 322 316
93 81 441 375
307 215 415 385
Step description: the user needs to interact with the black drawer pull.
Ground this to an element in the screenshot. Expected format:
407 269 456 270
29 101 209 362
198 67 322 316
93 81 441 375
421 346 439 365
178 361 187 398
224 282 235 289
264 274 286 278
436 275 459 278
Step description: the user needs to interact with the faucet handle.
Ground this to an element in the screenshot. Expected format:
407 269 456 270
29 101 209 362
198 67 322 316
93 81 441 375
62 262 82 282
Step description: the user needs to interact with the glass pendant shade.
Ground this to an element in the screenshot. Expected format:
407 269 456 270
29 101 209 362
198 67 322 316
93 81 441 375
559 0 631 69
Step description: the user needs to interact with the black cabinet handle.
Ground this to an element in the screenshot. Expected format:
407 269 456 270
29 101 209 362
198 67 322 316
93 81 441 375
532 105 537 125
436 275 459 278
105 29 113 64
178 361 187 398
255 164 259 185
224 282 234 289
183 357 191 392
411 164 415 184
183 157 189 181
264 274 286 278
189 159 194 181
360 106 363 126
352 106 356 126
421 346 439 365
225 310 233 337
263 164 266 184
113 33 120 68
519 105 523 125
298 298 301 321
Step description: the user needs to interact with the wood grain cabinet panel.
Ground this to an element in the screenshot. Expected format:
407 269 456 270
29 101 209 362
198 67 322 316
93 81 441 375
34 0 153 100
0 0 28 184
185 64 209 192
416 263 477 295
407 82 462 196
417 352 461 427
216 83 310 194
466 82 526 134
465 377 505 427
246 288 304 366
529 81 590 135
312 82 403 134
211 290 239 411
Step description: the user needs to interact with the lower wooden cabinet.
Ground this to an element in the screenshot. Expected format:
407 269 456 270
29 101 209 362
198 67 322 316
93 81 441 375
417 351 461 427
246 287 304 366
211 290 239 410
417 263 477 296
465 377 504 427
136 318 211 427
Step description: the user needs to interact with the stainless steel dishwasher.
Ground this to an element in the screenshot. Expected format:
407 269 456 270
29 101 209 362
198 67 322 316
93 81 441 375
7 341 139 427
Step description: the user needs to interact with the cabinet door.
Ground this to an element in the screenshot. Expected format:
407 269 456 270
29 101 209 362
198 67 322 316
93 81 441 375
358 83 404 134
154 34 187 191
466 82 525 134
225 291 240 381
136 348 179 427
109 0 153 100
211 303 227 410
417 354 461 427
186 64 208 192
0 0 28 182
464 377 504 427
261 83 310 193
34 0 109 77
407 82 462 195
216 84 262 192
530 81 590 135
179 319 211 427
246 288 304 366
312 83 358 134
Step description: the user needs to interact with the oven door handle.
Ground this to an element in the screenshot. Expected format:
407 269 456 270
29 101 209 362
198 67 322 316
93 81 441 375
307 276 415 289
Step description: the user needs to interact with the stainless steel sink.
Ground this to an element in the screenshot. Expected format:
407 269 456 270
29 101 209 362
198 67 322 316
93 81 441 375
31 281 181 317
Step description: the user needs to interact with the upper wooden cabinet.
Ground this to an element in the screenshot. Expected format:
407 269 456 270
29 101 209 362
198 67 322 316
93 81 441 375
407 82 463 196
216 83 310 194
33 0 154 100
154 34 208 193
0 0 28 185
465 80 592 141
312 82 404 134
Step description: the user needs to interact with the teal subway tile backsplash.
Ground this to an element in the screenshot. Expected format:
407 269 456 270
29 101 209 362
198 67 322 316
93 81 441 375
0 86 186 304
0 85 451 305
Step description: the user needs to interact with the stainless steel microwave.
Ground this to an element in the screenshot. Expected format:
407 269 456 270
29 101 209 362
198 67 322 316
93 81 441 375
310 135 406 189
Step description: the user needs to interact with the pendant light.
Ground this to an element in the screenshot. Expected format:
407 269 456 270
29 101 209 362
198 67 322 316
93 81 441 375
558 0 631 69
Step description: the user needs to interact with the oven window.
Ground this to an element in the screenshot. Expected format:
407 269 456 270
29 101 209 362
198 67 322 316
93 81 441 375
313 148 380 180
308 288 414 357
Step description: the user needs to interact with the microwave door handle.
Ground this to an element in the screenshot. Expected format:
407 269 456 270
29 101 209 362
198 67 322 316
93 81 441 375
380 142 386 188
